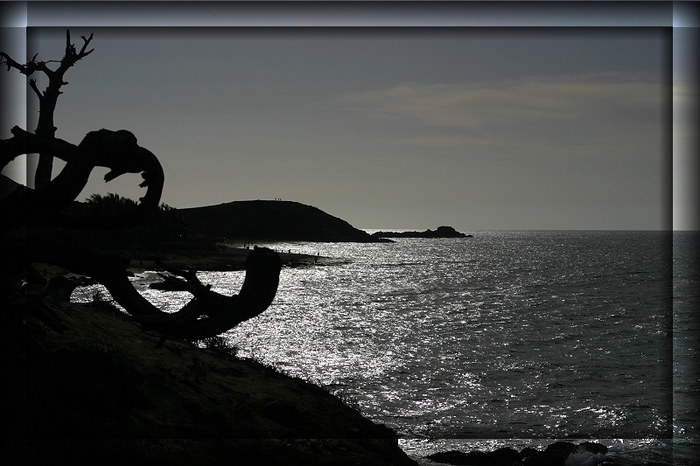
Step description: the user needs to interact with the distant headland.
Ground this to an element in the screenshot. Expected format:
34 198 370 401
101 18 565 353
178 199 380 243
370 225 472 239
177 200 470 243
1 173 469 244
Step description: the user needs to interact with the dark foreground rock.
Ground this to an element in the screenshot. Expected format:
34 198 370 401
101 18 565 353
426 441 611 465
2 296 417 466
371 226 471 239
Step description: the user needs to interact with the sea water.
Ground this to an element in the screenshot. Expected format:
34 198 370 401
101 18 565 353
73 231 698 464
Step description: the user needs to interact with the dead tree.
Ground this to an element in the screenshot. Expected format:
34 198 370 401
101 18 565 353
1 31 282 342
1 30 94 189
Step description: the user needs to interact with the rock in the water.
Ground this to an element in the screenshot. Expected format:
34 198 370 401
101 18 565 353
578 441 608 455
544 441 579 457
519 447 540 460
425 450 471 464
427 441 612 466
371 225 469 239
522 441 580 466
489 447 521 464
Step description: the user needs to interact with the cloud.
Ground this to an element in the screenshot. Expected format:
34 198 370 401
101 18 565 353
339 73 661 150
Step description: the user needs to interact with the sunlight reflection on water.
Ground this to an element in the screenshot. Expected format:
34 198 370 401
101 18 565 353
70 232 686 462
221 234 671 441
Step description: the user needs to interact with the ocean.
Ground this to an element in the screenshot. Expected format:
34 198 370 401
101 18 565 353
73 231 699 465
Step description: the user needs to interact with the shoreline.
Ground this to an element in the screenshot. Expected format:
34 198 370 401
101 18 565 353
3 294 417 466
120 241 335 273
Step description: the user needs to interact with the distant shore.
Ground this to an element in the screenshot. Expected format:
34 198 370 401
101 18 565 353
177 200 381 243
122 240 333 273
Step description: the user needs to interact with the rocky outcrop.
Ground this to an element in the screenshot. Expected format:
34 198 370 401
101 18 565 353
371 226 471 239
426 441 610 465
2 296 417 466
178 200 379 242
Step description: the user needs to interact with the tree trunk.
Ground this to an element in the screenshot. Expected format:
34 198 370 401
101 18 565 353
1 30 94 188
34 94 59 189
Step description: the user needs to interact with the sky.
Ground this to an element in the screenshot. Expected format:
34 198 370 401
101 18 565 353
0 25 679 231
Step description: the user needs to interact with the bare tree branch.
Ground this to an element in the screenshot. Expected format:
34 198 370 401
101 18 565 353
1 29 96 188
10 241 282 342
1 30 282 344
0 51 32 75
61 30 94 69
0 52 53 77
1 126 77 168
1 128 164 227
152 262 212 294
79 33 95 57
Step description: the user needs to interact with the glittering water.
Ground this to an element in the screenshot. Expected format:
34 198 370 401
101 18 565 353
73 231 699 464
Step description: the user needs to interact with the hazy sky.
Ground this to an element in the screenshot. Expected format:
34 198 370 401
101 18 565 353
1 6 686 231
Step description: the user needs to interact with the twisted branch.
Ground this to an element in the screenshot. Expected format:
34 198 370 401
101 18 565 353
16 241 282 342
2 30 282 342
0 127 164 227
1 126 282 341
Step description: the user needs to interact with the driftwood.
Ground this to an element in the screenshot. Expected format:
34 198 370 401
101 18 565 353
0 127 281 341
0 126 164 228
2 31 282 342
16 241 282 342
0 126 281 341
143 247 282 342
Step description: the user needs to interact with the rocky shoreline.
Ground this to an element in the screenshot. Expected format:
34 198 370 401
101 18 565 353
2 293 417 466
3 216 656 466
425 441 614 465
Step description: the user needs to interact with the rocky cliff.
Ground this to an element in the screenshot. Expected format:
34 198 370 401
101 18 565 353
179 200 377 243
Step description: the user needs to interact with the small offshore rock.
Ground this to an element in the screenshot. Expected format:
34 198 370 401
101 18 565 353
428 441 610 466
521 441 579 466
489 447 521 464
578 441 608 455
371 225 469 239
427 447 519 465
425 450 470 465
519 446 539 459
544 441 579 459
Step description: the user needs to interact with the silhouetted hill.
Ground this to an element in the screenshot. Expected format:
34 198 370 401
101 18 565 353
179 200 377 242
